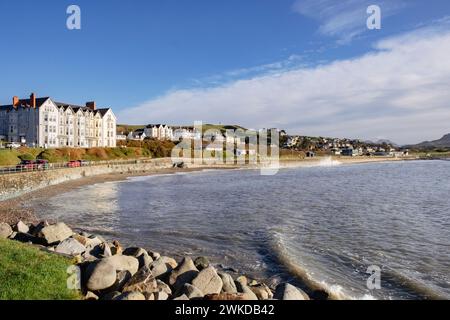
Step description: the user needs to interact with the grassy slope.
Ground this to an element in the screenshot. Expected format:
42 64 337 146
0 146 152 166
0 238 80 300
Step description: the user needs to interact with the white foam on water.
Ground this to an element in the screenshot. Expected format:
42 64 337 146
304 156 342 168
280 157 342 169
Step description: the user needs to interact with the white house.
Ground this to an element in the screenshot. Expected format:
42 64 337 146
144 124 174 141
127 129 146 141
0 93 116 148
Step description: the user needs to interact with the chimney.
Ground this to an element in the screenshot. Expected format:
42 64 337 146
30 93 36 108
86 101 96 110
12 96 19 108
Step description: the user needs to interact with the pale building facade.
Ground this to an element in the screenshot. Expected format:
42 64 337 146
144 124 174 141
0 93 116 148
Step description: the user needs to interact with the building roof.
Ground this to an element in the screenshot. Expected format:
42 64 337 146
96 108 111 116
0 97 49 110
1 96 114 118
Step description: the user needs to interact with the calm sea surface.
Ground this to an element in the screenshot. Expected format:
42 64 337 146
35 160 450 299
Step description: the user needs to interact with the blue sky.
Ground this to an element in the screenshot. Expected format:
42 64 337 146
1 0 450 143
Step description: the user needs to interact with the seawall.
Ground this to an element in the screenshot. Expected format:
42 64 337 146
0 158 176 201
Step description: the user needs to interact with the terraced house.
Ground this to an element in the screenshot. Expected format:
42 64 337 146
0 93 116 148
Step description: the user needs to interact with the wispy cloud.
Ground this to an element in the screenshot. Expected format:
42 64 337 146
119 20 450 145
189 54 308 87
292 0 406 43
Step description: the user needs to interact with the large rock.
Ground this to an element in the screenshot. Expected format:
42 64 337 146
78 234 103 249
100 291 122 300
148 251 161 260
106 270 132 293
169 257 199 291
123 247 153 269
154 291 169 301
218 272 237 293
38 222 73 245
191 266 223 295
123 247 148 257
205 293 248 300
250 283 273 300
274 283 309 300
156 280 172 295
150 258 173 278
113 291 146 300
14 221 29 234
102 243 113 258
122 265 157 294
85 255 139 291
110 240 123 255
85 261 116 291
106 255 139 274
29 221 49 236
0 223 13 239
55 238 86 255
235 281 258 300
12 232 44 245
160 256 178 269
194 256 210 270
84 291 99 300
236 275 248 286
180 283 204 299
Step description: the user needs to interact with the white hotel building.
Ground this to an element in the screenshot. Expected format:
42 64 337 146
0 93 116 148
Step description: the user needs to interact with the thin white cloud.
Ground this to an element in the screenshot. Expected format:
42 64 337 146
292 0 406 43
190 54 308 87
118 22 450 145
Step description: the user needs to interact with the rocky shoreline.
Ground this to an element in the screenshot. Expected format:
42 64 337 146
0 220 314 301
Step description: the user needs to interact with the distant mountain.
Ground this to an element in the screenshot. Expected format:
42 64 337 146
406 134 450 150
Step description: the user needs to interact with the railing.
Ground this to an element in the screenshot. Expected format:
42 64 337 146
0 158 169 176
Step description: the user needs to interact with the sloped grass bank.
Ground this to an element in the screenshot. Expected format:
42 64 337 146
0 238 80 300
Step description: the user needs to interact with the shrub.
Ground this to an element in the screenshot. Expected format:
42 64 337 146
18 153 35 161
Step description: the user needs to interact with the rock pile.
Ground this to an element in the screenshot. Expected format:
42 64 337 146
1 220 314 301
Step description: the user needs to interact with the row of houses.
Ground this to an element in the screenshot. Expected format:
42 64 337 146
122 124 265 156
123 125 202 142
0 93 117 148
124 125 246 144
285 134 408 157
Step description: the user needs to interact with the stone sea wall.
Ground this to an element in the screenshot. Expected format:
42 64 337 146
0 158 175 201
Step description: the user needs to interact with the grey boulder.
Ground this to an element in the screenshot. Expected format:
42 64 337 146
274 283 309 300
219 272 237 294
55 238 86 255
14 221 29 234
250 283 273 300
113 291 146 300
0 223 13 239
38 222 73 245
235 281 258 300
122 265 158 294
168 257 199 291
194 256 210 270
180 283 204 299
85 255 139 291
191 266 223 295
